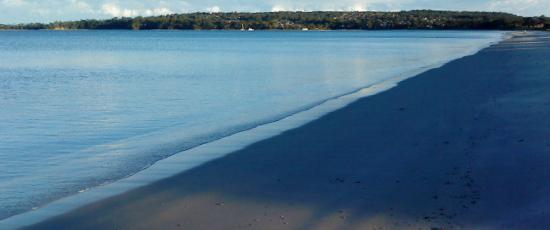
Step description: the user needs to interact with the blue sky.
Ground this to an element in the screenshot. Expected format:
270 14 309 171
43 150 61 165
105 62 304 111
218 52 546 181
1 0 548 24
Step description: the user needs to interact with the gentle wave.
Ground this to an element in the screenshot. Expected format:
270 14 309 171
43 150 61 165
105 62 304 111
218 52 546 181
0 31 505 229
0 31 504 223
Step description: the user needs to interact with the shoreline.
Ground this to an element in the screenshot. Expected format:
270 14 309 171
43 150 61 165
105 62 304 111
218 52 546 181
0 28 548 33
1 10 548 31
0 34 504 229
32 31 549 229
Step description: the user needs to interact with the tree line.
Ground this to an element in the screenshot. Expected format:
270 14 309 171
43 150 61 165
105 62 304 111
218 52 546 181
1 10 548 30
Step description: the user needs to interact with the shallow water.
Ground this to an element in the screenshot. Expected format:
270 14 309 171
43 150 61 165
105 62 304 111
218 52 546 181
0 30 502 220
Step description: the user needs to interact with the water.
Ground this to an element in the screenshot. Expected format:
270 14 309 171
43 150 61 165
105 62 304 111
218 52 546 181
0 30 502 220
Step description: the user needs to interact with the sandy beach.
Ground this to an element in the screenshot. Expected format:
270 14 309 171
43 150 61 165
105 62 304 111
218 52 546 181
25 32 550 230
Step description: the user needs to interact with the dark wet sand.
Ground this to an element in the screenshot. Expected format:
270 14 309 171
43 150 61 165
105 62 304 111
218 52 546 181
26 32 550 230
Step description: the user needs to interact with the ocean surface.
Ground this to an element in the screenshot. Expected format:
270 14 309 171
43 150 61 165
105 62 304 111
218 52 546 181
0 30 502 220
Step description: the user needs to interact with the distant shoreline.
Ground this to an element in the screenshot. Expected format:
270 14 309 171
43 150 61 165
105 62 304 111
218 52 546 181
0 28 542 31
1 10 548 31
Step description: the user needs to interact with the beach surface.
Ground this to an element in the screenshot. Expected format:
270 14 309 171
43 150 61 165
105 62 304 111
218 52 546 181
26 32 550 230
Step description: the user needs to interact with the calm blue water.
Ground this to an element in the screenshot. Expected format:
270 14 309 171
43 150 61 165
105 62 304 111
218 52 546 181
0 30 502 220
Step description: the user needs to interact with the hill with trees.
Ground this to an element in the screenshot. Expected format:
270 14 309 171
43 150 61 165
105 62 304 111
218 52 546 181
1 10 548 30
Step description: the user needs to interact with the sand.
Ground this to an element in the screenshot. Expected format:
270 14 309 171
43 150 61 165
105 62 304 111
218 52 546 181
25 32 550 230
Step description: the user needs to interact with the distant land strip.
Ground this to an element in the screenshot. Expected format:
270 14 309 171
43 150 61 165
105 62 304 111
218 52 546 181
1 10 549 30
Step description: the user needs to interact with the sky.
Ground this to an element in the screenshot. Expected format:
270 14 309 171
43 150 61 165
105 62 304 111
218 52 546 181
0 0 548 24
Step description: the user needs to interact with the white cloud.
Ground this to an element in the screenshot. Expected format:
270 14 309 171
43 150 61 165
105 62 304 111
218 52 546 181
348 3 368 11
206 5 220 13
144 7 173 16
101 2 176 18
101 3 139 17
271 5 285 12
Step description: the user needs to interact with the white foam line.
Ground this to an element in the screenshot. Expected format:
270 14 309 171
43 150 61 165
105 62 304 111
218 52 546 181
0 33 506 230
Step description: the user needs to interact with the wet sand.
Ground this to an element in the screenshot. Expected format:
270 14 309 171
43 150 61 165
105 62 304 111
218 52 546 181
26 32 550 230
